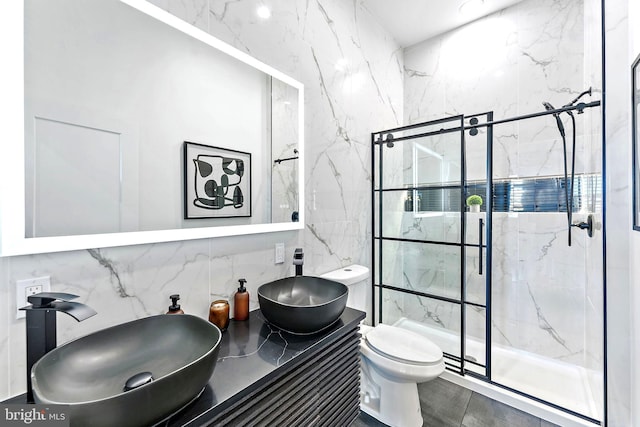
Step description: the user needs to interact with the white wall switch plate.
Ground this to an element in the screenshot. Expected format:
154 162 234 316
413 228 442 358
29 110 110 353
16 276 51 319
275 243 285 264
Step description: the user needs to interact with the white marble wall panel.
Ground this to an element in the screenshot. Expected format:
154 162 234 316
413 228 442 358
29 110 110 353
202 0 402 277
399 241 461 301
390 0 604 377
2 233 301 398
385 211 600 367
381 288 462 349
511 215 587 363
404 0 601 181
603 0 632 423
0 0 403 400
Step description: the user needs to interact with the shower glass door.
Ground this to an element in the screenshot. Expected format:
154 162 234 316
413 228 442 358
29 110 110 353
373 104 603 422
373 115 483 375
487 109 604 422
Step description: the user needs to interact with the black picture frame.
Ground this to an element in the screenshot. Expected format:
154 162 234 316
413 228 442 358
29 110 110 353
633 54 640 231
183 141 252 219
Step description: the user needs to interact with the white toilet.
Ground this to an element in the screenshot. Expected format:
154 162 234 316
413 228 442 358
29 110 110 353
321 265 445 427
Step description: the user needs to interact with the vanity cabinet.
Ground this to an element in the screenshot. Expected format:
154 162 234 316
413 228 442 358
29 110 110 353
168 308 365 426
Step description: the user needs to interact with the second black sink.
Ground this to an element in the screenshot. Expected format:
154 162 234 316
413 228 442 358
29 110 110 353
257 276 348 334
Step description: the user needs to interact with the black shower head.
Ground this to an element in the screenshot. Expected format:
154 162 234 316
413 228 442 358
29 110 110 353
542 101 566 137
565 87 592 108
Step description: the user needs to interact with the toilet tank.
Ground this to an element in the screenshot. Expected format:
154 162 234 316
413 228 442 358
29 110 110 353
320 265 370 312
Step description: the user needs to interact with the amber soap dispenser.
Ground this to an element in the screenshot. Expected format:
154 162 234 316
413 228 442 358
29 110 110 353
233 278 249 320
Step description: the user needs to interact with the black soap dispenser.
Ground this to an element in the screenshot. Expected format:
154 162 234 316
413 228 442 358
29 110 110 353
167 294 184 314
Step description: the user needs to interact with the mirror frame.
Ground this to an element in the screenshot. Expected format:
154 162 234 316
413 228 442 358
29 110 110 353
0 0 304 256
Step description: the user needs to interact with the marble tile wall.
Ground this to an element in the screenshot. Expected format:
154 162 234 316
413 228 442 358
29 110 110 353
0 0 403 400
199 0 403 271
603 0 633 424
384 0 604 375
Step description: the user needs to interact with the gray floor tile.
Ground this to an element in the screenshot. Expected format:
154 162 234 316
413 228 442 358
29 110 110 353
540 420 560 427
461 393 541 427
351 411 389 427
419 378 473 427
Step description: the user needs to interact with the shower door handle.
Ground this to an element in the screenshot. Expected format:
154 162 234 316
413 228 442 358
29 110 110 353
478 218 484 275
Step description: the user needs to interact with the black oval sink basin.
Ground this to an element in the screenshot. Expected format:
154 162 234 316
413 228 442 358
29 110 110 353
257 276 348 334
31 314 222 427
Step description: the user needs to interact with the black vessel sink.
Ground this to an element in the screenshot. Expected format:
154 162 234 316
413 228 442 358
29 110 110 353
257 276 348 334
31 314 222 427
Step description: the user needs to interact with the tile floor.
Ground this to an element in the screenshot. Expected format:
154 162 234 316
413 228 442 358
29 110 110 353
352 378 560 427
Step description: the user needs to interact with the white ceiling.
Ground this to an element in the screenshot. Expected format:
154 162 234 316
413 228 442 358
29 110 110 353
362 0 525 48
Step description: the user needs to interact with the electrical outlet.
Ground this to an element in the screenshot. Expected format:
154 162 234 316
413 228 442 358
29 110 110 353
16 276 51 319
275 243 285 264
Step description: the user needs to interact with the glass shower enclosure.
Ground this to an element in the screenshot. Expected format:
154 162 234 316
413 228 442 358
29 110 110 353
371 103 603 423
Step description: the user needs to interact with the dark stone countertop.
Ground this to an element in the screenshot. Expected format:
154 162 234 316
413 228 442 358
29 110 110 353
3 308 365 426
166 307 365 426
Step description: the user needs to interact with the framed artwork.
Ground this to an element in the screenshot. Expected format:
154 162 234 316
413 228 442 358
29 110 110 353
633 54 640 231
184 141 251 219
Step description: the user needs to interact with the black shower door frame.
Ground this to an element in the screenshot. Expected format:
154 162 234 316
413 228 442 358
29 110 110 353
371 113 493 380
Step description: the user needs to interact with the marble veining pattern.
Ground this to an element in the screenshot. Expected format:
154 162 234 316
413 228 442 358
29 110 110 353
381 0 604 376
87 249 130 299
0 2 610 421
217 315 293 367
0 0 403 401
166 308 364 426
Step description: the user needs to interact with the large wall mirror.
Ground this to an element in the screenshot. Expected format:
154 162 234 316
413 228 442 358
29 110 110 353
0 0 304 255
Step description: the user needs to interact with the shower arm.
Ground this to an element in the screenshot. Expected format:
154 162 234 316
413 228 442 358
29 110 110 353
564 88 593 110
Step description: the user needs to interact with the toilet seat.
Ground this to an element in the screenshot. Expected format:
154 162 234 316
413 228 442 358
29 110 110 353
365 324 442 366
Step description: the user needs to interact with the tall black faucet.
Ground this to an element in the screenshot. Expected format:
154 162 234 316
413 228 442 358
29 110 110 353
20 292 96 403
293 248 304 276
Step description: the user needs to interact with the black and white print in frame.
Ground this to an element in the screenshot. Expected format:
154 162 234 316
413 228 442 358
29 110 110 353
184 141 251 219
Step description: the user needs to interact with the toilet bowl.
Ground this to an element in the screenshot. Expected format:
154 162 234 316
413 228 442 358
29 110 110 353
359 323 445 426
321 265 445 427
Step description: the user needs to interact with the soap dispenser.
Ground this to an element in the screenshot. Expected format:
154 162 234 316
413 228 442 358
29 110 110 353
233 279 249 321
167 294 184 314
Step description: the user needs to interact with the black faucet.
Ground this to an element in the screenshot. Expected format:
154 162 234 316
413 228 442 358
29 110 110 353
293 248 304 276
20 292 96 403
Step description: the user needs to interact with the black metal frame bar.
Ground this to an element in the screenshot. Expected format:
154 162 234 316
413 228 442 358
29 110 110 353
600 0 608 423
370 131 378 324
459 115 467 376
377 283 464 306
374 236 466 248
485 111 494 381
373 101 600 138
632 53 640 231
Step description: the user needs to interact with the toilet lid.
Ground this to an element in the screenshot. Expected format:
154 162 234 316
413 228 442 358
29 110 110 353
365 324 442 365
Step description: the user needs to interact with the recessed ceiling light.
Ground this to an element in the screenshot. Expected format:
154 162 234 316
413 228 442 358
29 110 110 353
459 0 485 16
256 5 271 19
